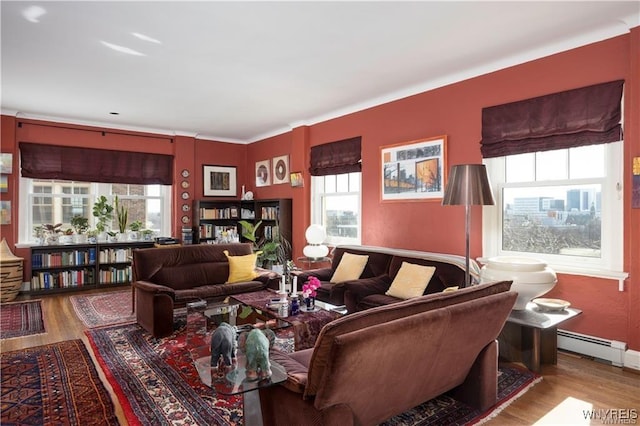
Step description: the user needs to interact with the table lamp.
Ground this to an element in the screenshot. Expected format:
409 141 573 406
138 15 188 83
303 224 329 259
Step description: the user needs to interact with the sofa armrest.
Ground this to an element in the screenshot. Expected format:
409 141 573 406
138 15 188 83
255 268 280 289
293 268 333 282
270 349 310 394
133 280 176 297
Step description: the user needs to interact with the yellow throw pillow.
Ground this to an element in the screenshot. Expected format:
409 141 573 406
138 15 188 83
224 250 261 283
330 252 369 283
385 262 436 299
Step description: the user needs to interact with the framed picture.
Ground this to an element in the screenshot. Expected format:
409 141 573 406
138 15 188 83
256 159 271 187
290 171 304 188
633 156 640 209
203 165 237 197
380 135 447 202
0 201 10 225
0 175 7 193
272 155 289 184
0 153 12 174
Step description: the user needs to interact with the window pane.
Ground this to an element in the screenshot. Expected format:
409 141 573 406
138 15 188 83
324 175 336 193
536 150 567 181
502 184 601 258
323 194 359 239
506 153 534 183
348 172 360 192
336 174 349 192
570 145 605 179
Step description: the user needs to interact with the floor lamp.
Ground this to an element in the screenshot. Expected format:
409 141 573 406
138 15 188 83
442 164 495 287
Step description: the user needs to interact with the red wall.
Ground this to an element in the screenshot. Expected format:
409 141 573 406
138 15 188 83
1 28 638 351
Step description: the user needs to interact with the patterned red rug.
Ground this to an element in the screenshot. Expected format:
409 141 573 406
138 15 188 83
0 339 119 425
70 289 135 328
87 318 541 425
0 300 46 339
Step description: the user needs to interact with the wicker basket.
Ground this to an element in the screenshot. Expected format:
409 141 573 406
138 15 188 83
0 239 24 303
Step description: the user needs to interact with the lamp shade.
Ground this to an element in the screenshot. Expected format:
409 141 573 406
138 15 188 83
442 164 495 206
305 225 327 244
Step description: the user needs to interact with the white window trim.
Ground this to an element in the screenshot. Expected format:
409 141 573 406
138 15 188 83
17 177 172 246
311 174 362 246
482 141 627 287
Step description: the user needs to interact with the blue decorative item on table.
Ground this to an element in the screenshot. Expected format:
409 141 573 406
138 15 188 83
210 322 237 367
238 328 276 381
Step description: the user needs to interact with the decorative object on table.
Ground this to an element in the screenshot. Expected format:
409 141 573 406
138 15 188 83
238 328 275 381
203 164 237 197
255 159 271 187
633 156 640 209
532 298 570 312
302 224 329 259
0 153 12 174
290 297 299 315
272 155 289 184
302 276 320 311
290 171 304 187
442 164 495 287
210 322 237 368
480 256 557 310
381 135 447 202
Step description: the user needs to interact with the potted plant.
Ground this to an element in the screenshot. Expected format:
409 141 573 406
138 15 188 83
106 230 118 243
141 228 154 241
43 223 62 245
33 225 46 245
93 196 114 240
238 220 262 250
70 215 89 243
60 228 74 244
86 229 99 244
114 196 128 240
129 220 143 241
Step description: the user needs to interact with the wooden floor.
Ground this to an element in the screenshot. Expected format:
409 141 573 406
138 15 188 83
2 289 639 425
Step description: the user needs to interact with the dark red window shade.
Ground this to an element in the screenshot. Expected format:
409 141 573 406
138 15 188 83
309 136 362 176
480 80 624 158
20 143 173 185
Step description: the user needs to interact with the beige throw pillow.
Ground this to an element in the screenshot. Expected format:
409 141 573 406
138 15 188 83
330 252 369 283
385 262 436 299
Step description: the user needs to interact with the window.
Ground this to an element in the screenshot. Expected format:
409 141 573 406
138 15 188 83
311 172 361 246
483 141 623 273
20 178 171 242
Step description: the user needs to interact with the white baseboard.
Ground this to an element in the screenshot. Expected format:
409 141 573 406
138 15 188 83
624 349 640 371
557 329 640 371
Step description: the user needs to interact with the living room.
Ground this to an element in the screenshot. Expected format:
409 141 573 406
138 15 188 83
1 2 639 425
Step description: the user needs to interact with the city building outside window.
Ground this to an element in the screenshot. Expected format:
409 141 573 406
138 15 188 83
311 172 361 246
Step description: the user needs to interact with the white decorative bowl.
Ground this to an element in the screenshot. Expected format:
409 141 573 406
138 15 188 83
480 256 557 310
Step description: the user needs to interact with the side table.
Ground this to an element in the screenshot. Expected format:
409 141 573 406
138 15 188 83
498 302 582 372
296 256 331 270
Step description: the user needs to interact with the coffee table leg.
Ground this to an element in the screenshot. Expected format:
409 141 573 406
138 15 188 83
243 390 263 426
530 328 541 373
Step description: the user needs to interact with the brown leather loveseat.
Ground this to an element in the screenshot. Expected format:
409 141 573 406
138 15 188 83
132 243 276 337
259 280 517 425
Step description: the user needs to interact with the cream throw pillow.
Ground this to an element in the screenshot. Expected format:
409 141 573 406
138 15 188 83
385 262 436 299
330 252 369 283
224 250 261 283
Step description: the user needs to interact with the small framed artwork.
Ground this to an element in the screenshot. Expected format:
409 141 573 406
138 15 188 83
203 165 237 197
380 135 447 202
256 159 271 187
633 156 640 209
290 172 304 188
0 153 12 174
0 175 7 193
230 206 239 218
272 155 290 184
0 201 10 225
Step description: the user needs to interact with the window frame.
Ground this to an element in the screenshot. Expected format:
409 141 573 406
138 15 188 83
482 141 624 277
18 177 172 244
311 172 362 246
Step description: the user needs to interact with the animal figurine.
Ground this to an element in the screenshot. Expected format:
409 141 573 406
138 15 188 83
238 328 276 381
210 322 237 368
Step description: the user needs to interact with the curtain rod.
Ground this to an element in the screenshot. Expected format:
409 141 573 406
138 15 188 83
17 120 174 143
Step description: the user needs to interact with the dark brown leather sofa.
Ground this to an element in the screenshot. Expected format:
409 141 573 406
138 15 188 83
295 245 481 312
259 281 517 425
132 243 276 337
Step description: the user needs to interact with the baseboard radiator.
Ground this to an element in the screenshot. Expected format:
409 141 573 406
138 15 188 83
557 329 626 367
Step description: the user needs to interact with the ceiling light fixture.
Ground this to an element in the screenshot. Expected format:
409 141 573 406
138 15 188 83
100 41 145 56
22 5 46 23
131 32 162 44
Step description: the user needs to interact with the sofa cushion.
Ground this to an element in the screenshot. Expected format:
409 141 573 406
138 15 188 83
330 247 392 279
385 262 436 299
330 252 369 283
304 280 513 398
224 250 260 283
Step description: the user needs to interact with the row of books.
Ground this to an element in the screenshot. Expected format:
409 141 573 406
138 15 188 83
263 225 280 241
99 248 133 263
199 207 238 219
198 224 239 240
260 206 279 220
30 269 95 290
99 266 132 284
31 248 97 268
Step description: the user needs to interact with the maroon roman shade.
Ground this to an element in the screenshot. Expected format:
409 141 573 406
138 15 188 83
480 80 624 158
20 142 173 185
309 136 362 176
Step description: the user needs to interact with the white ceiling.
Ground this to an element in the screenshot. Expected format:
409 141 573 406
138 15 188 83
1 1 638 144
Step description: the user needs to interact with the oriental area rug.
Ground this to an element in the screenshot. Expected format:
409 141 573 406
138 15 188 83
0 339 119 425
87 319 541 426
70 289 135 328
0 300 46 339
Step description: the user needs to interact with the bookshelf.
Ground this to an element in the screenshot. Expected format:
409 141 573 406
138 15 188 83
28 241 154 294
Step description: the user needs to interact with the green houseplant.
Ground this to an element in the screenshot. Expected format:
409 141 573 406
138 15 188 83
93 196 114 237
129 220 143 241
71 215 89 243
114 196 128 235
